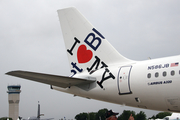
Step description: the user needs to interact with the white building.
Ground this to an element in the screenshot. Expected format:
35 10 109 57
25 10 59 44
7 85 21 120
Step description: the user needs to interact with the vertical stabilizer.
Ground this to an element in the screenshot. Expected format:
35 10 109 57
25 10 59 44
57 7 132 76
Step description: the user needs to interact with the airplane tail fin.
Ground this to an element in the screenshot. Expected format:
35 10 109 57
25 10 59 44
57 7 132 76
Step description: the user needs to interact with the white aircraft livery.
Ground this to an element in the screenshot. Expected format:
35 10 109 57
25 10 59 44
6 7 180 113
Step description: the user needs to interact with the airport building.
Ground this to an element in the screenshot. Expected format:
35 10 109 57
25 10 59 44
7 85 21 120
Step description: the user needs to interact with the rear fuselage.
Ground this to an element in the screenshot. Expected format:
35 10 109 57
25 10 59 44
52 55 180 112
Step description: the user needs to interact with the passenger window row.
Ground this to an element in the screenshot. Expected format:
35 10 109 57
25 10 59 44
147 70 175 79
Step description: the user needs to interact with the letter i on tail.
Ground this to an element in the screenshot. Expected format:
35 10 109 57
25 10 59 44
57 7 131 76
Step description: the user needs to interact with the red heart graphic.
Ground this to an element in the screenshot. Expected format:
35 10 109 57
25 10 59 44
77 45 93 63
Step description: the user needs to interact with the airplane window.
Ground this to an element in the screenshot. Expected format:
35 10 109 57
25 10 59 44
163 71 167 77
147 73 151 78
171 70 175 76
155 72 159 77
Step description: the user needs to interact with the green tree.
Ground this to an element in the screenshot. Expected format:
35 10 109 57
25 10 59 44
135 111 146 120
88 112 96 120
96 108 108 120
156 112 172 119
117 110 135 120
75 113 88 120
0 117 12 120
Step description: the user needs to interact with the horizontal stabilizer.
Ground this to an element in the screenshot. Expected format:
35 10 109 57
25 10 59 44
6 71 95 88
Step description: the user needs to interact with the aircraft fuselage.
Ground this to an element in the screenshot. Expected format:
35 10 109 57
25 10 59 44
52 55 180 112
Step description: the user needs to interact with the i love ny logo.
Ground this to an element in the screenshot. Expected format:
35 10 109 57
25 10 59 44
67 28 115 89
67 28 104 69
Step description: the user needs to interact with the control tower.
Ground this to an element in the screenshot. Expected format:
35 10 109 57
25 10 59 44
7 85 21 120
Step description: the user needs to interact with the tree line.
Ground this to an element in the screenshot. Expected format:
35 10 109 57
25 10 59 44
0 110 172 120
75 108 172 120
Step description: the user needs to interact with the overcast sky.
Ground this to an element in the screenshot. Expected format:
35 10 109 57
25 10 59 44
1 0 180 119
